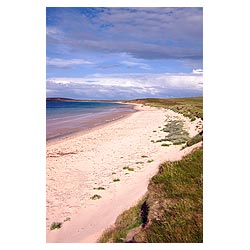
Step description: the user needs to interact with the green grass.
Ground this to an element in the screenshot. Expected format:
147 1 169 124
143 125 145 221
90 194 102 200
185 132 203 147
50 222 62 230
98 147 203 243
98 199 146 243
142 148 203 243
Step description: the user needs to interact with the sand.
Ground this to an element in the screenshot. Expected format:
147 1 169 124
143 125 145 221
46 104 203 243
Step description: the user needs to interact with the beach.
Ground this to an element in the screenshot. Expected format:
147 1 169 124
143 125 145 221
46 104 203 243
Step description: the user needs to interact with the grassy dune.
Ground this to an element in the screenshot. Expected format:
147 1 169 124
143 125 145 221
128 97 203 120
98 147 203 243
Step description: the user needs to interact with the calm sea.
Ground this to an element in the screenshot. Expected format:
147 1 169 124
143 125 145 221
46 101 135 141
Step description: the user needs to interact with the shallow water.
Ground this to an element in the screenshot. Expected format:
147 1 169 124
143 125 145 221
46 101 135 140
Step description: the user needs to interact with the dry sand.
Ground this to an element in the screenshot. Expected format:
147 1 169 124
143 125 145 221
46 104 203 243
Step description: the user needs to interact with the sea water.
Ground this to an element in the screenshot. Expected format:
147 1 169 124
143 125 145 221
46 101 135 141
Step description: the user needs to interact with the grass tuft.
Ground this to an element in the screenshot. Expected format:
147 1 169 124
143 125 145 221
90 194 102 200
50 222 62 230
123 166 135 171
64 217 70 222
94 187 105 190
186 132 203 147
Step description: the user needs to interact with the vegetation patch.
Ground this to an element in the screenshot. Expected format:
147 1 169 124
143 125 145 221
147 159 154 163
141 155 149 158
50 222 62 230
185 132 203 148
156 120 190 145
90 194 102 200
98 198 146 243
123 166 135 171
94 187 105 190
113 178 120 182
155 138 170 143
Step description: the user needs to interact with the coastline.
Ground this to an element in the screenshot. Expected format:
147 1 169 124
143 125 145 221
46 104 203 242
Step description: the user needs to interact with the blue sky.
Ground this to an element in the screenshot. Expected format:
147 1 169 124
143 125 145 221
46 7 203 100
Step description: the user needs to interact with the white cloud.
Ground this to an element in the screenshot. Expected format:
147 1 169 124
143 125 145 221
47 72 203 99
46 57 93 68
121 61 151 70
192 69 203 74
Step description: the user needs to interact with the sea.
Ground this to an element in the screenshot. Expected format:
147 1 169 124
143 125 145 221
46 101 136 141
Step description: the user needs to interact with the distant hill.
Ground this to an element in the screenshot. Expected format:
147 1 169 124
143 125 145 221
46 97 80 102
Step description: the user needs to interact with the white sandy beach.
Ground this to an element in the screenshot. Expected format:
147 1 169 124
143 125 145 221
46 104 203 243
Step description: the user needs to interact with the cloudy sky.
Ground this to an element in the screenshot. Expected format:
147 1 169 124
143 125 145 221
46 7 203 100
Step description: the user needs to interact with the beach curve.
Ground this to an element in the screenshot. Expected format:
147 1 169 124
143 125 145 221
46 104 203 242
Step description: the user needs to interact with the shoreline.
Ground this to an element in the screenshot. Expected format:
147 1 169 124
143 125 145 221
46 104 202 242
46 102 137 146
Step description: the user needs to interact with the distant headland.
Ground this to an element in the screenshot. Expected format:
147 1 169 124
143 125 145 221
46 97 123 103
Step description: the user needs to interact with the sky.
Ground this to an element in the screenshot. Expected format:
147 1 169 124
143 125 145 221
46 7 203 100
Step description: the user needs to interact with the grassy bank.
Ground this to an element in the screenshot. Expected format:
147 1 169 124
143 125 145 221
98 147 203 243
128 97 203 121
